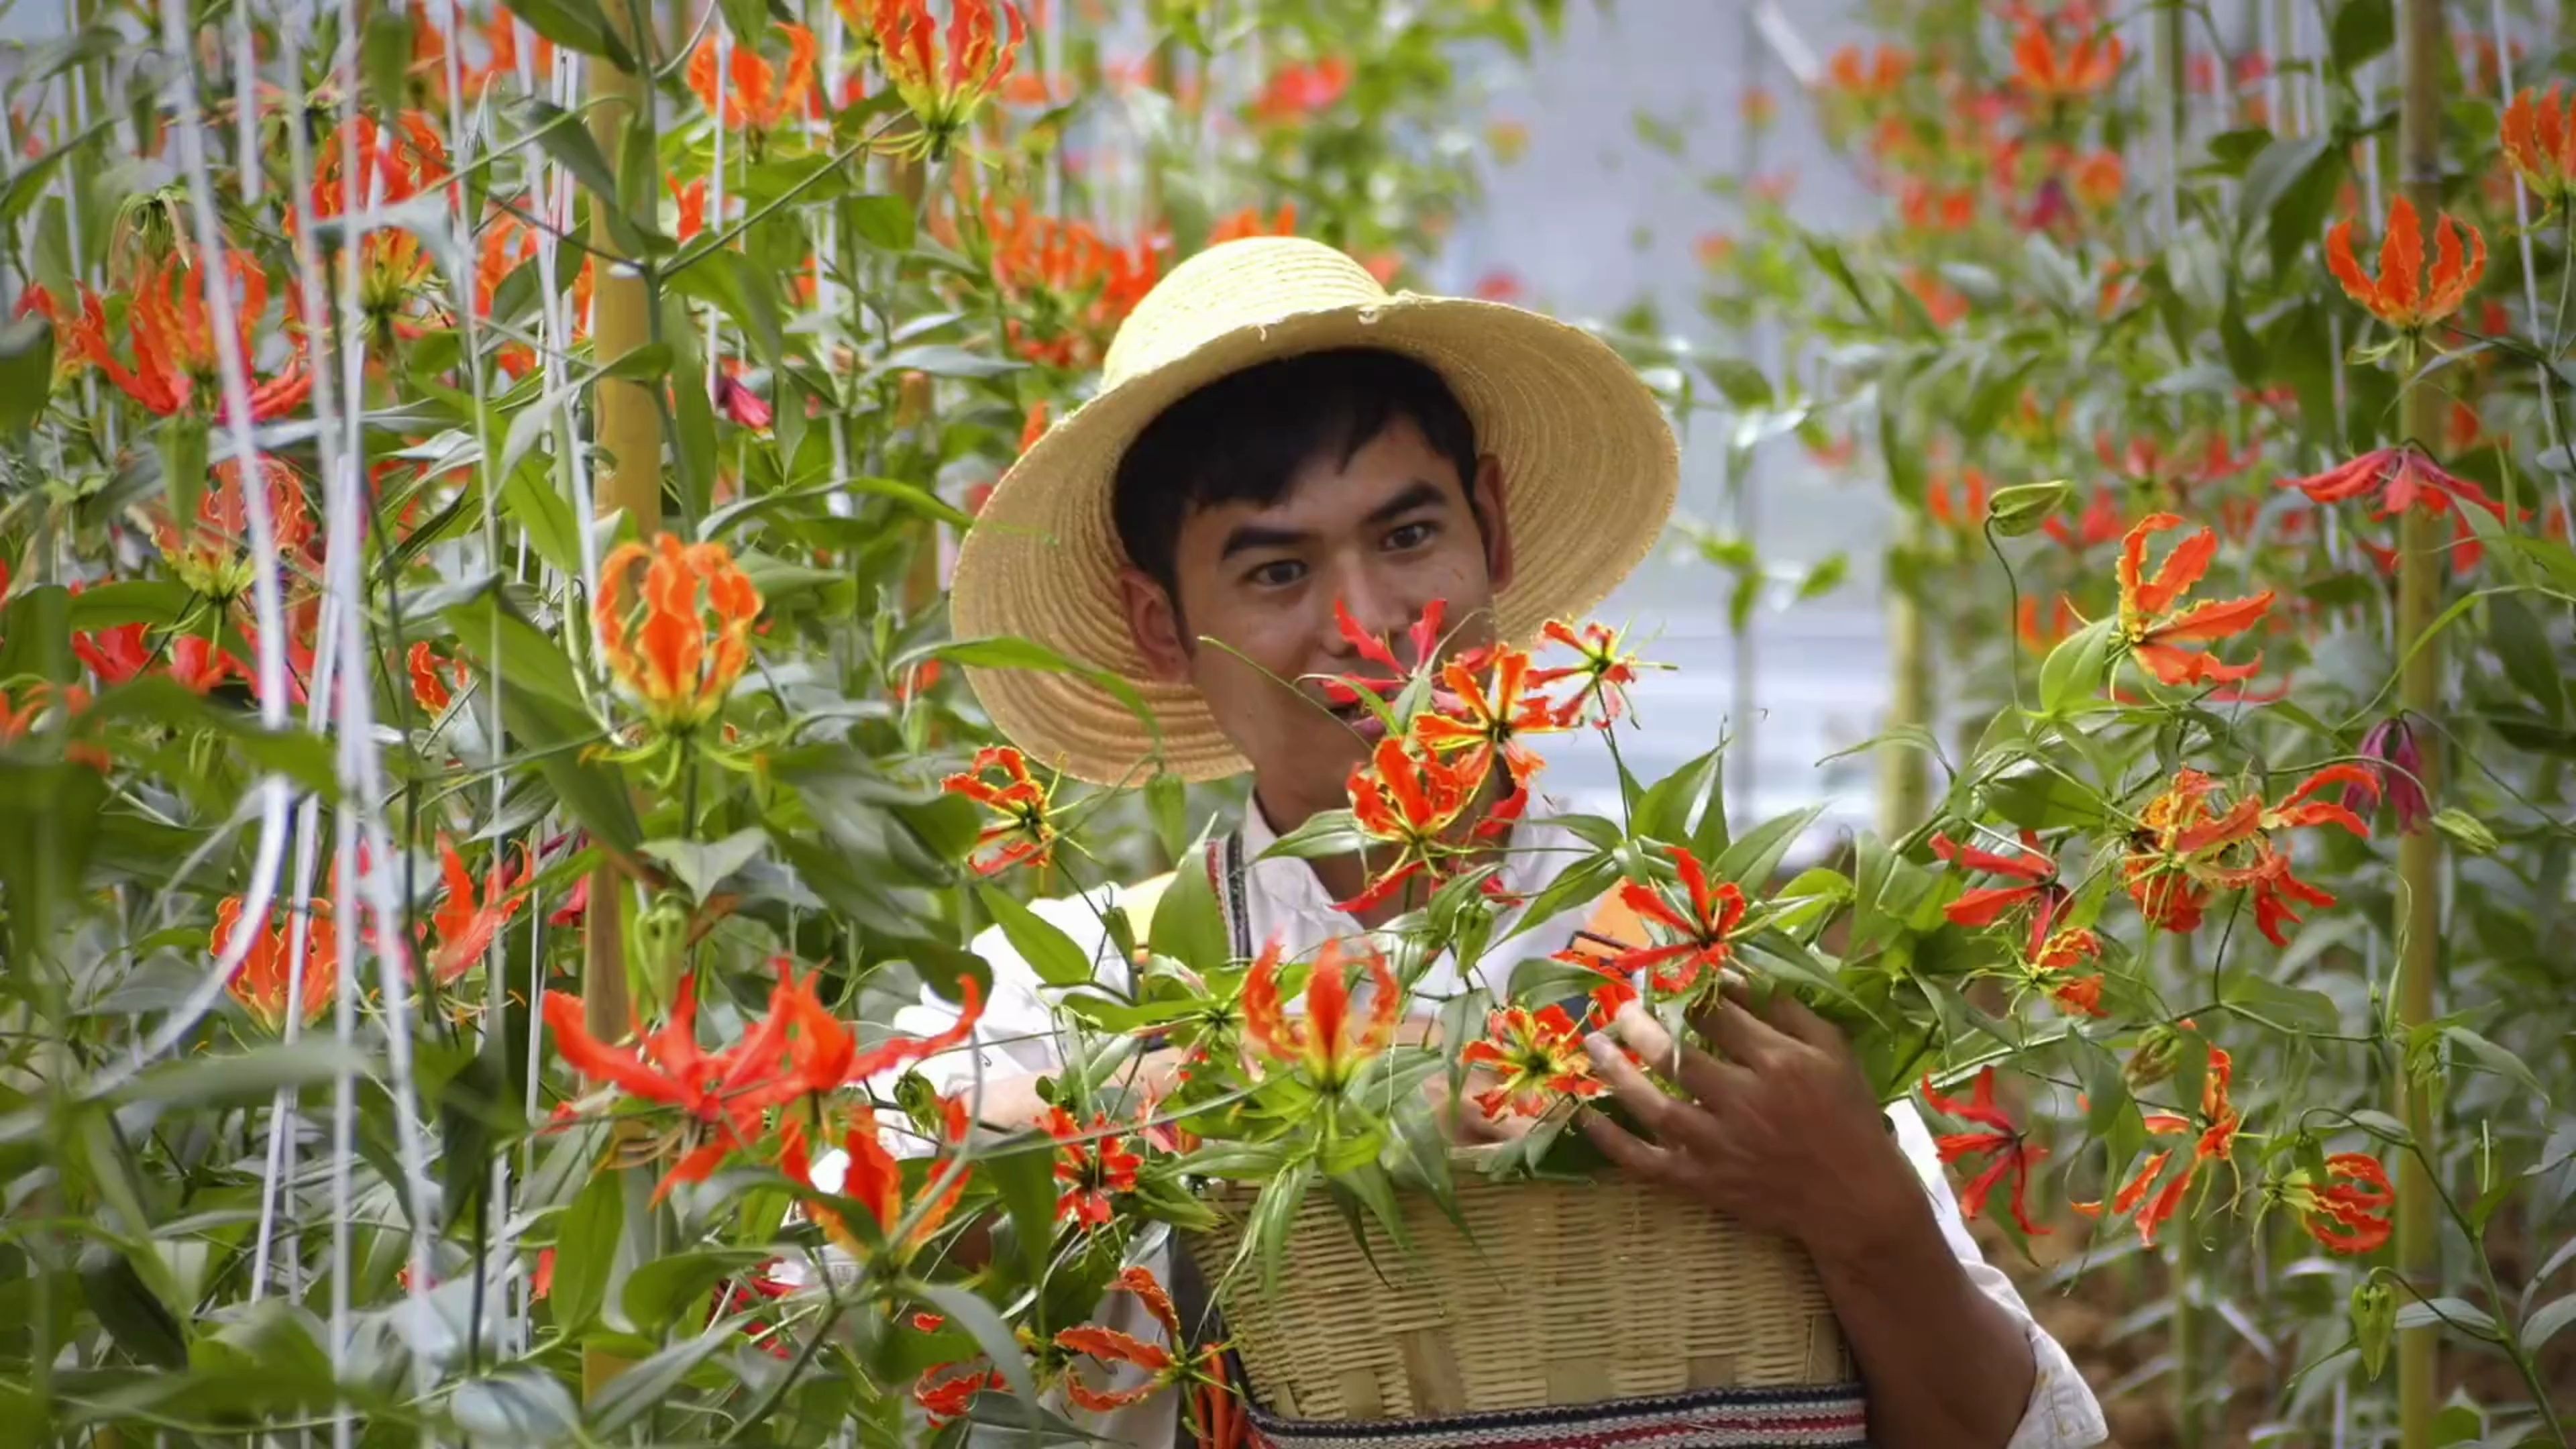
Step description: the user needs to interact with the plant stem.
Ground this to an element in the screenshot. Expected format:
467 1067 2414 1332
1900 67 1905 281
1880 513 1933 839
2393 1 2447 1444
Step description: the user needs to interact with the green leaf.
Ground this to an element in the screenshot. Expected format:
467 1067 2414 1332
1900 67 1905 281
502 0 633 70
0 316 52 435
79 1246 186 1368
1801 235 1879 322
620 1249 768 1334
639 829 768 902
362 8 415 117
1243 1159 1315 1299
1258 809 1368 860
2487 592 2564 721
2037 617 2118 714
440 582 641 851
2238 134 2335 244
847 194 916 252
978 1140 1059 1286
1633 743 1723 851
508 98 623 205
912 1282 1037 1405
878 343 1024 380
500 460 587 580
1980 765 2112 832
1713 804 1825 892
116 1042 368 1106
2445 1025 2548 1102
549 1167 621 1331
0 760 107 964
1701 358 1772 411
2219 970 2344 1035
587 1329 728 1432
667 251 785 368
2522 1293 2576 1353
2329 0 2395 71
902 635 1158 746
977 884 1096 987
1148 829 1231 969
64 579 192 630
451 1372 583 1446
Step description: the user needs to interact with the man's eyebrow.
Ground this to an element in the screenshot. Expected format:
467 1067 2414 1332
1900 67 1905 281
1365 480 1448 524
1218 523 1313 561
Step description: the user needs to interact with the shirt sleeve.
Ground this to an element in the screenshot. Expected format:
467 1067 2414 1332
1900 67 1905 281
1888 1099 2109 1449
871 883 1127 1108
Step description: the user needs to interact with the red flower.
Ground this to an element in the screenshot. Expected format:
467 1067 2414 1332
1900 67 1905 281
1340 736 1480 912
2044 486 2125 550
2345 716 2430 835
1922 1068 2049 1236
55 249 311 421
1929 828 2058 928
2502 84 2576 211
863 0 1026 150
715 373 773 430
2018 594 2079 654
426 835 533 985
1326 596 1447 703
154 456 315 602
74 622 154 684
1054 1267 1203 1411
2114 513 2273 687
1528 619 1653 729
2279 1152 2394 1254
1611 843 1748 996
763 961 984 1105
2076 1047 2239 1246
782 1097 973 1260
1240 936 1401 1089
2327 195 2486 333
1458 1004 1601 1119
1042 1106 1142 1230
1411 644 1562 824
2012 21 2122 101
1255 58 1351 121
540 975 795 1202
942 745 1059 875
218 895 337 1032
686 23 818 133
914 1362 1004 1426
1208 202 1299 244
2283 445 2508 572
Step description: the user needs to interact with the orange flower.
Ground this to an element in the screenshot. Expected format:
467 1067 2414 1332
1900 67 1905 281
1903 268 1968 329
1411 645 1562 821
2044 486 2125 550
782 1098 972 1260
542 975 798 1201
2282 445 2509 571
1208 201 1298 244
2012 21 2123 100
669 176 708 242
1826 44 1908 99
1926 468 1989 528
1240 936 1401 1089
1929 828 2059 928
154 457 315 601
2327 195 2486 333
914 1362 1004 1425
1042 1106 1142 1230
57 250 311 421
408 640 466 714
687 24 818 133
2072 150 2125 209
1459 1004 1601 1119
218 896 337 1032
1610 843 1747 996
425 835 532 985
2114 513 2273 687
976 195 1163 369
2278 1152 2394 1254
2076 1047 2239 1246
2120 766 2372 944
1341 736 1481 912
941 745 1058 875
2502 84 2576 211
1527 619 1651 730
593 533 764 731
763 960 984 1105
2017 594 2078 653
1055 1267 1201 1411
1923 1068 2049 1236
863 0 1025 152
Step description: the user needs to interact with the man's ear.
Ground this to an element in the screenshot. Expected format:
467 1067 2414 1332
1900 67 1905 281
1118 566 1193 683
1471 452 1515 594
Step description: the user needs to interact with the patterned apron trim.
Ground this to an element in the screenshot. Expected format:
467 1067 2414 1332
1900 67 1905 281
1242 1383 1871 1449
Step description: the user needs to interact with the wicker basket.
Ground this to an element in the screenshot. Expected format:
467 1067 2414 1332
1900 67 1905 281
1179 1172 1853 1423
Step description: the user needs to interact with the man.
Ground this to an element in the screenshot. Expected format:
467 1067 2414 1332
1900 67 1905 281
904 237 2107 1448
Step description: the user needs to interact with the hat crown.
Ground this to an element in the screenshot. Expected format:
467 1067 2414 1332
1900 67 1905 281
1101 237 1391 388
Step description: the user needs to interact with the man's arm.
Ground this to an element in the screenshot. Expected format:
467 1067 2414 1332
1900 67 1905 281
1578 991 2102 1449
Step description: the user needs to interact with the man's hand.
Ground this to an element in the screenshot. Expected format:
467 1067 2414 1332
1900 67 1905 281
1576 985 1921 1262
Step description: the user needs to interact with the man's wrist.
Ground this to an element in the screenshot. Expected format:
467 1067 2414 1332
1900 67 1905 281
1804 1132 1945 1279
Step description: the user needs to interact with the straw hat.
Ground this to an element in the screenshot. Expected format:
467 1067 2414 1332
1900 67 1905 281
949 236 1679 785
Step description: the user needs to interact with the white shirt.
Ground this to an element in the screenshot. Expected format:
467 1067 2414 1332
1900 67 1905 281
881 803 2108 1448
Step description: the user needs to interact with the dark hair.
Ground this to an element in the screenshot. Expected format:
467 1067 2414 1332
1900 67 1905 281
1110 347 1482 600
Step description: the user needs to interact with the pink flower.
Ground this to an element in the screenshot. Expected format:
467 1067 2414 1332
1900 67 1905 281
2343 716 2430 835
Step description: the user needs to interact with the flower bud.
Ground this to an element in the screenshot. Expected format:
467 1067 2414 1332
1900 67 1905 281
2125 1024 2184 1089
1987 480 2074 536
2351 1279 2396 1381
629 892 693 1021
2432 807 2498 855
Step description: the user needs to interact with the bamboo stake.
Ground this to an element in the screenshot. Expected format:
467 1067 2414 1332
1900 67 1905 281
1878 514 1931 838
2392 0 2447 1444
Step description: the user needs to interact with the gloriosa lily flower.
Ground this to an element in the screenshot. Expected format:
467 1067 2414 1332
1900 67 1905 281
541 974 795 1202
1240 936 1401 1090
154 457 316 602
1327 596 1447 704
2011 21 2121 101
1610 843 1748 996
1527 618 1654 729
2121 765 2373 945
783 1097 974 1261
1922 1067 2049 1237
2328 195 2486 334
1042 1106 1142 1230
1458 1004 1603 1119
1054 1267 1207 1412
218 896 337 1032
2282 446 2508 572
687 23 819 136
2114 513 2273 687
861 0 1026 154
942 745 1059 875
408 641 468 715
425 835 533 986
2341 716 2431 835
40 249 311 421
594 533 765 733
1411 644 1564 820
2075 1046 2240 1247
2276 1152 2394 1255
2502 83 2576 211
1341 735 1481 912
1929 827 2059 928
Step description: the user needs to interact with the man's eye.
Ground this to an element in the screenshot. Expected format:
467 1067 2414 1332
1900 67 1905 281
1248 559 1305 588
1385 521 1437 551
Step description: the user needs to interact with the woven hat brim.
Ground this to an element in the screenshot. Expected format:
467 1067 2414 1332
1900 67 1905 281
949 295 1680 786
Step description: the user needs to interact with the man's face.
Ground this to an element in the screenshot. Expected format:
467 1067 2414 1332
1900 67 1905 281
1121 417 1512 826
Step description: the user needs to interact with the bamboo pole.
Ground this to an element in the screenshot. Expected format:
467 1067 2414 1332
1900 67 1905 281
2392 0 2447 1443
1878 515 1931 839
